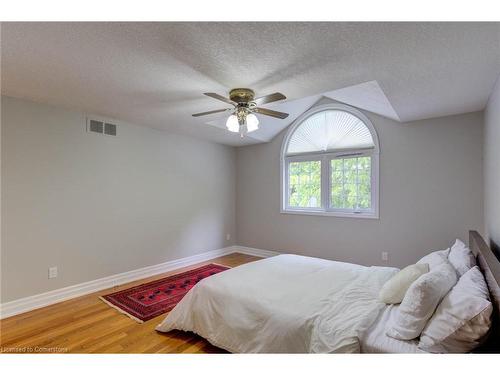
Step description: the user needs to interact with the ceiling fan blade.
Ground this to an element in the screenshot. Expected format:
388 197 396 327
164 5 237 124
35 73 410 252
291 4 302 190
192 108 233 117
253 92 286 106
253 107 289 119
204 92 236 106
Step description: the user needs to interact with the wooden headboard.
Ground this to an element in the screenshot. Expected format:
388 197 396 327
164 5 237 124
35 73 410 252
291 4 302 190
469 230 500 352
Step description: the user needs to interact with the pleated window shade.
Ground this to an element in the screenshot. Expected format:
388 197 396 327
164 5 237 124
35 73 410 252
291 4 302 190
286 110 374 155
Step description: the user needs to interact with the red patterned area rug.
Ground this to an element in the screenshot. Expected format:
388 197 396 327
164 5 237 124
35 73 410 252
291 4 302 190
100 263 230 323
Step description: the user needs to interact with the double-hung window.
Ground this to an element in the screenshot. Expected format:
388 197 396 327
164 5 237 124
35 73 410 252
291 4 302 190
281 104 379 218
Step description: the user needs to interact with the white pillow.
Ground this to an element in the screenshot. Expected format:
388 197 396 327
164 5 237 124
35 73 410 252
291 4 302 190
379 263 429 304
386 261 458 340
417 248 450 269
448 239 476 277
419 266 492 353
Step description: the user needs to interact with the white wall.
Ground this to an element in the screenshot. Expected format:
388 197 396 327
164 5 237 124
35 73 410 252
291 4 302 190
236 109 484 268
484 74 500 254
1 96 236 302
0 94 488 303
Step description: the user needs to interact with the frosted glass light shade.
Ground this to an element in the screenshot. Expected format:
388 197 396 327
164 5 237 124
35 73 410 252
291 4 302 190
226 114 239 133
246 113 259 132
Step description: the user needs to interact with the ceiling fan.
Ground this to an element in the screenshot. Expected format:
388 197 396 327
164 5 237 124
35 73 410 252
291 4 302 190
192 88 289 137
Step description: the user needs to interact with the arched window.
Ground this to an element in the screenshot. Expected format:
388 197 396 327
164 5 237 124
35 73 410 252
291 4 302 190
281 103 379 218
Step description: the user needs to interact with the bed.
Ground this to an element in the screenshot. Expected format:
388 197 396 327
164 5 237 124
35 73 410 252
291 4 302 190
156 231 500 353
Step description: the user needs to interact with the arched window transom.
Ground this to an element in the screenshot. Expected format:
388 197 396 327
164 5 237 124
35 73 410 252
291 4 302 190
281 103 379 218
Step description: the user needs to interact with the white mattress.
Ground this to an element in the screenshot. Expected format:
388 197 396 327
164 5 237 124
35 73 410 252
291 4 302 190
360 304 425 353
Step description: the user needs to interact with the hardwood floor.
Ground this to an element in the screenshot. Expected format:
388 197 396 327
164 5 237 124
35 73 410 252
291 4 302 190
0 252 261 354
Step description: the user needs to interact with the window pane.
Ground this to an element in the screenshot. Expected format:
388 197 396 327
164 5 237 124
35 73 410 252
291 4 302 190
330 156 371 210
288 160 321 208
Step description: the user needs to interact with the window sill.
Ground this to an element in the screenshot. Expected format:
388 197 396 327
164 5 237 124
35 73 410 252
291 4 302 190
280 208 379 219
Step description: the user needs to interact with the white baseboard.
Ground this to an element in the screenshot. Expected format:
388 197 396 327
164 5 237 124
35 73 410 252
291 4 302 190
0 245 279 319
232 246 281 258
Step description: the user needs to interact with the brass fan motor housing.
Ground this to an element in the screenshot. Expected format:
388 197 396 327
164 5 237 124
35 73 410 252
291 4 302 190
229 88 255 104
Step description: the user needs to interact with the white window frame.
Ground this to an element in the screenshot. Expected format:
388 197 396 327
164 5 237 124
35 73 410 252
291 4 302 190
280 103 380 219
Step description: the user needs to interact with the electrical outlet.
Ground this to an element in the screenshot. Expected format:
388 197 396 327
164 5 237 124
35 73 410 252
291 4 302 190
48 266 58 279
381 252 389 262
226 233 231 241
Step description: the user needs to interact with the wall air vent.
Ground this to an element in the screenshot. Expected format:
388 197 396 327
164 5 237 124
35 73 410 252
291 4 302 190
104 123 117 136
87 118 117 136
88 119 104 134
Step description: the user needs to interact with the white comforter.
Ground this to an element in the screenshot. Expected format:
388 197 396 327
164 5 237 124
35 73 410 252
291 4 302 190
156 254 398 353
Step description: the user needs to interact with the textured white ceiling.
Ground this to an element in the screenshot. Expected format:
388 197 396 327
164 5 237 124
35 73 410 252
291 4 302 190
1 22 499 146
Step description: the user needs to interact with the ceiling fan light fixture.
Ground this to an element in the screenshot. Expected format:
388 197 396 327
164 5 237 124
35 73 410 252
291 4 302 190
226 114 239 133
193 88 288 137
246 113 259 133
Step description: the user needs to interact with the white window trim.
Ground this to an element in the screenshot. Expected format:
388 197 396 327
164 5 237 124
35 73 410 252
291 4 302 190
280 103 380 219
